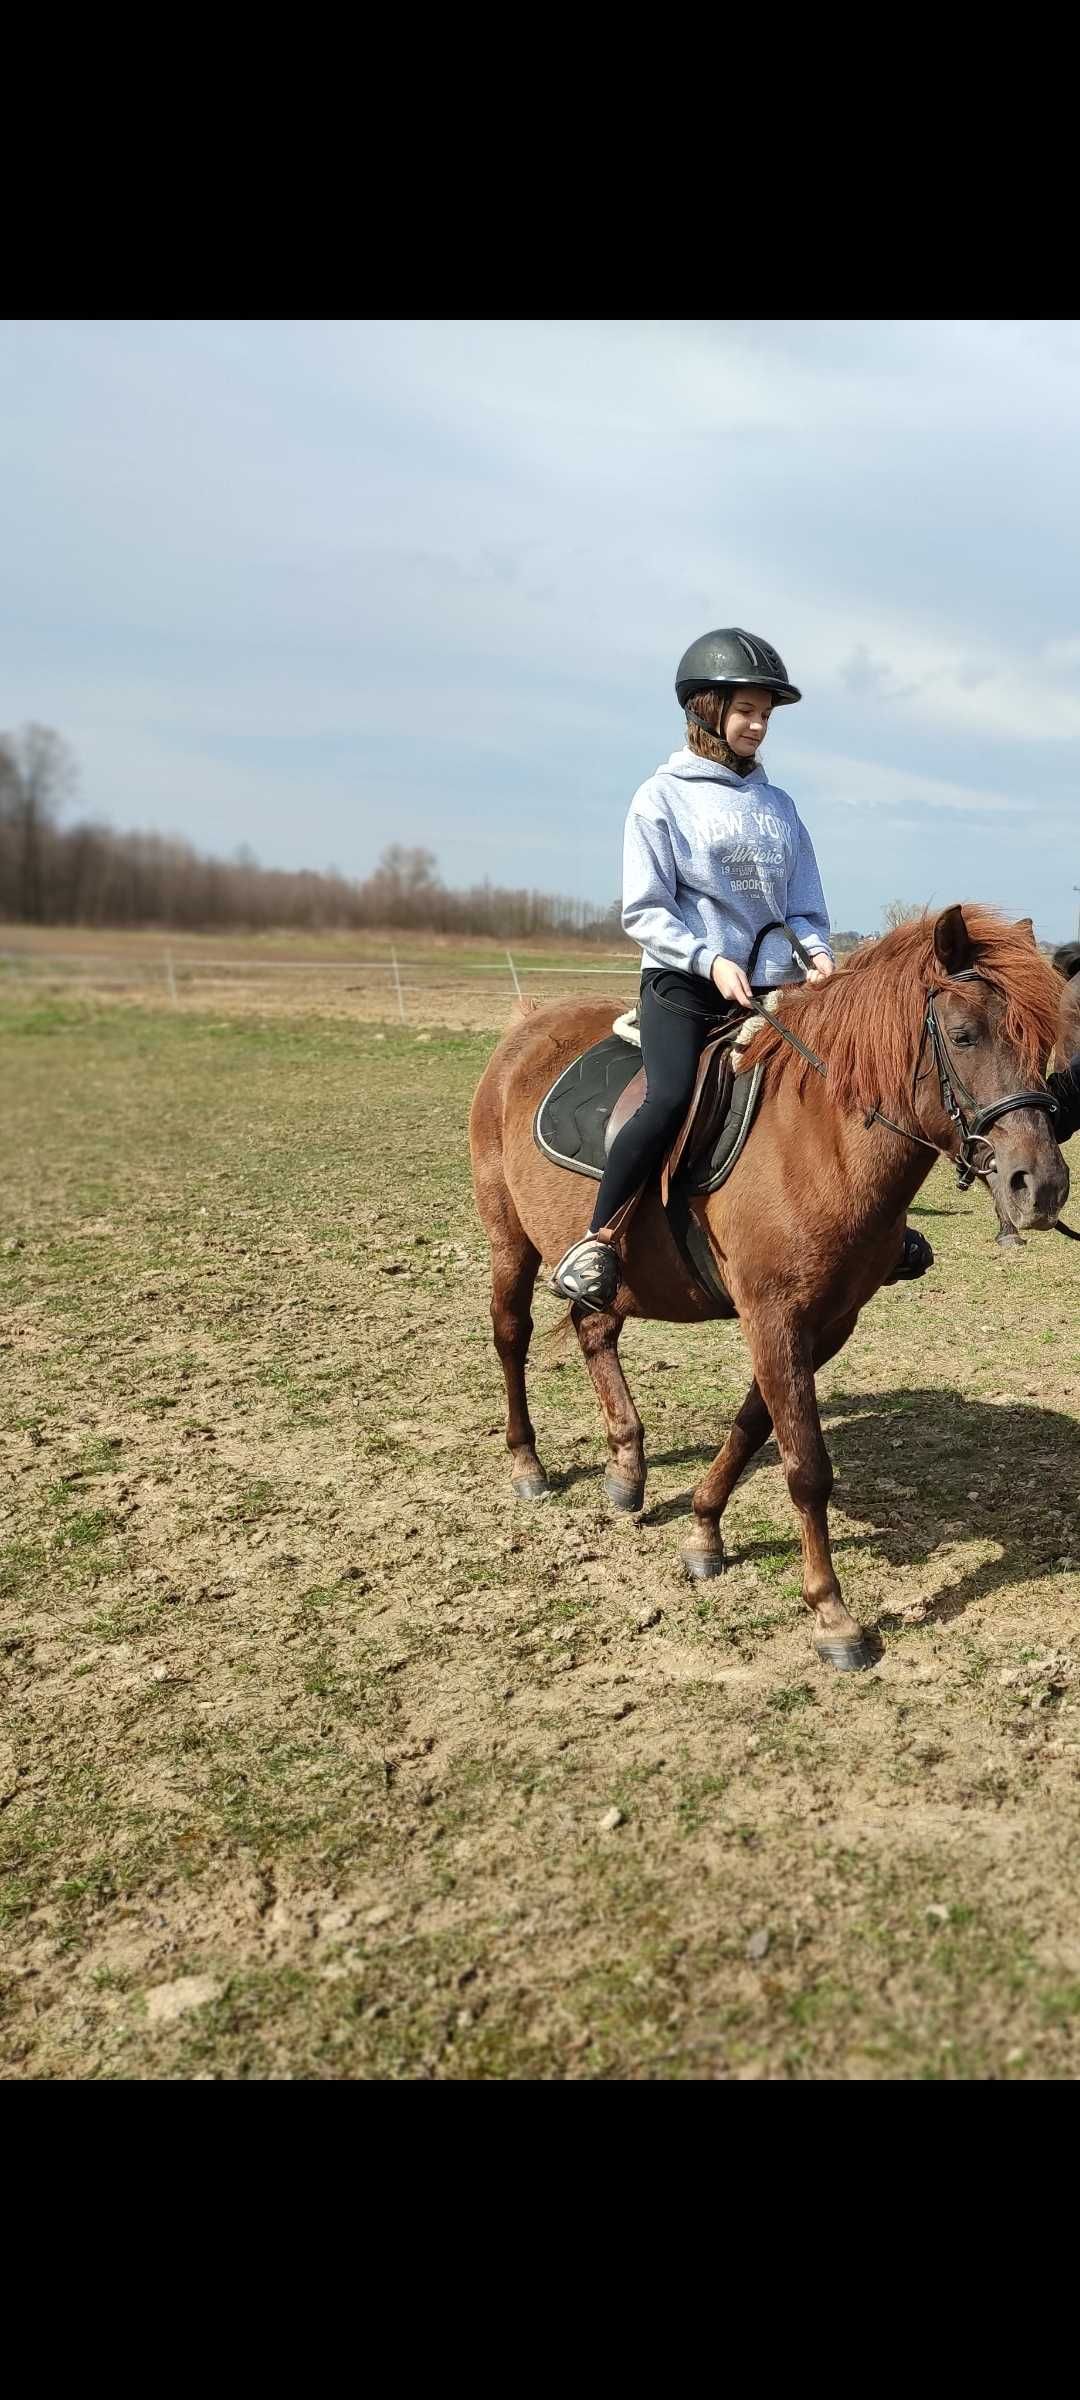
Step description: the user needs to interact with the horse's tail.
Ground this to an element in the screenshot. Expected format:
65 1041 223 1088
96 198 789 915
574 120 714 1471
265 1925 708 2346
540 1305 578 1355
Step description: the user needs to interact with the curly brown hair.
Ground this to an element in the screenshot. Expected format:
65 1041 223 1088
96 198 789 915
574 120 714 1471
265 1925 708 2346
684 688 756 776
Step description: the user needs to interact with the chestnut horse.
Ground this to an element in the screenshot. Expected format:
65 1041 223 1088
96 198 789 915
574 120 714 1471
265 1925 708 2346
469 905 1068 1671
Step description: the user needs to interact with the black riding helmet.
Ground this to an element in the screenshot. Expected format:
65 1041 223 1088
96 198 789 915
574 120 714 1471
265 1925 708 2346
675 628 801 712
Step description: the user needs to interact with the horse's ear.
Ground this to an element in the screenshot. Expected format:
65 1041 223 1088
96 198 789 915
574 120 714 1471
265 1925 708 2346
933 905 976 977
1016 915 1036 947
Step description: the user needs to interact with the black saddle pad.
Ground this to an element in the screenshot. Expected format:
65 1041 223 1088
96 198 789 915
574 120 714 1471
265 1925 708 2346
534 1034 764 1195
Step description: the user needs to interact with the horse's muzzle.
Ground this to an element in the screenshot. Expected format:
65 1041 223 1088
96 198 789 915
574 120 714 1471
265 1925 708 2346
998 1151 1070 1233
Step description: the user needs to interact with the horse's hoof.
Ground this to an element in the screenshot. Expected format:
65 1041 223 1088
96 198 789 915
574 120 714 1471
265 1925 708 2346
814 1633 875 1672
681 1546 726 1580
604 1470 644 1514
512 1472 551 1502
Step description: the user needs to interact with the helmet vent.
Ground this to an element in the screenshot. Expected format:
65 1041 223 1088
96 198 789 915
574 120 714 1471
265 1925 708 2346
737 632 782 675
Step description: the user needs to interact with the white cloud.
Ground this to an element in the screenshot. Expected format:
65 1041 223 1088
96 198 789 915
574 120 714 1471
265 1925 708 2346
781 747 1033 819
1044 634 1080 671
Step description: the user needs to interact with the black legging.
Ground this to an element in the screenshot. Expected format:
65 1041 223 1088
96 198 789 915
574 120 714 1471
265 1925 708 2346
589 968 733 1233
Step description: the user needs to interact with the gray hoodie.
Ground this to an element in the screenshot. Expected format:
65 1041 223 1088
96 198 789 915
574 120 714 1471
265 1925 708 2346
622 746 833 988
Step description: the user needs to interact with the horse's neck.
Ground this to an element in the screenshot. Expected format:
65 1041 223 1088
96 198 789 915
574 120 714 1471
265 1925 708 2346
763 1065 940 1238
805 1077 940 1229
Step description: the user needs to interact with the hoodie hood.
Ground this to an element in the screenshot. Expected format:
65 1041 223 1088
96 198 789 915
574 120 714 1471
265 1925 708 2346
662 745 767 788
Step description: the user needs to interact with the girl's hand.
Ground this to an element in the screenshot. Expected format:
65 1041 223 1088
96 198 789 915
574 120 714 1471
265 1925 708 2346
805 954 835 985
710 956 754 1008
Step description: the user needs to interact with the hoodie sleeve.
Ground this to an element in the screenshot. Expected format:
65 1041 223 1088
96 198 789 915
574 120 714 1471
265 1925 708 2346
785 813 833 959
621 800 716 980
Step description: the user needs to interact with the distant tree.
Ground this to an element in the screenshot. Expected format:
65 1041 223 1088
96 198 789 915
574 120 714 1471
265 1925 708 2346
881 899 926 932
0 724 79 920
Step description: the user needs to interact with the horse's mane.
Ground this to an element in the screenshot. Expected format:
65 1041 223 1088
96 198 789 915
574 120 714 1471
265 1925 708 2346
741 907 1062 1117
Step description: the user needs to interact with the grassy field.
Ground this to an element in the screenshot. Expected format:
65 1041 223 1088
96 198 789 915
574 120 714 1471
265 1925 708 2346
4 978 1080 2079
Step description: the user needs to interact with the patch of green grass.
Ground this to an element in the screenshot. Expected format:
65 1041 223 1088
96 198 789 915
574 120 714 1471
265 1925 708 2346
225 1479 276 1525
75 1436 124 1477
91 1964 130 1994
57 1859 119 1914
1040 1983 1080 2025
786 1976 851 2030
0 1878 36 1931
0 997 93 1036
0 1539 48 1604
767 1682 817 1715
295 1586 339 1618
675 1773 729 1836
90 1594 165 1642
57 1507 117 1550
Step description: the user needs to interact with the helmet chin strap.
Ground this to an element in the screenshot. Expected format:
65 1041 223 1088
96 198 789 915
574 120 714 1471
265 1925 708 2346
685 703 757 775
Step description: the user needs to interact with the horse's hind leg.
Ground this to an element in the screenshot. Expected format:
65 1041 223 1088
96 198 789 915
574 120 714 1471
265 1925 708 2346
476 1175 548 1500
573 1307 646 1513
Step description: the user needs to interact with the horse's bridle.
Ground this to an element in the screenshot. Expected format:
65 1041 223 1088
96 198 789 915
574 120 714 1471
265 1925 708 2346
917 972 1058 1190
760 946 1059 1194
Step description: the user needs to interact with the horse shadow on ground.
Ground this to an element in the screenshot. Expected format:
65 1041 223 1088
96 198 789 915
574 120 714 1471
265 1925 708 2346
575 1387 1080 1631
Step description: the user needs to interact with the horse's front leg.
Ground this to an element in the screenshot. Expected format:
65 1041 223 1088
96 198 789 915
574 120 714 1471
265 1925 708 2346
681 1381 772 1579
682 1309 860 1588
743 1310 872 1672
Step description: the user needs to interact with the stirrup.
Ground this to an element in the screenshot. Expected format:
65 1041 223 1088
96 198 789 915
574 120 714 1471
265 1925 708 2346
548 1236 619 1313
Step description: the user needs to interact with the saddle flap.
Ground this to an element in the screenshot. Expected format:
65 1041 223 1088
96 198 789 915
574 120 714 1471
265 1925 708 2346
661 1031 734 1204
603 1065 645 1157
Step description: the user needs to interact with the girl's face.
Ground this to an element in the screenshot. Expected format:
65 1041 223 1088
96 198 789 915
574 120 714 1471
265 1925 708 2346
723 687 773 760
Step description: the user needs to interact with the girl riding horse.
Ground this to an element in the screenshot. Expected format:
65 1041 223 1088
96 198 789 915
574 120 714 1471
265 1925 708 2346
549 625 931 1308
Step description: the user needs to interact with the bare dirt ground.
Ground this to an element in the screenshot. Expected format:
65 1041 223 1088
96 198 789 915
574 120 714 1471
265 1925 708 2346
4 973 1080 2079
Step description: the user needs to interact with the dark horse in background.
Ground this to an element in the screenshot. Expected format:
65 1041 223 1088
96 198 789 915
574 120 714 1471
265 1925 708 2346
470 907 1067 1671
987 938 1080 1249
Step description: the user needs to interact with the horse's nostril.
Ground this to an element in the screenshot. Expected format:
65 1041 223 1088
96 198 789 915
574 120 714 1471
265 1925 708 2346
1009 1169 1030 1196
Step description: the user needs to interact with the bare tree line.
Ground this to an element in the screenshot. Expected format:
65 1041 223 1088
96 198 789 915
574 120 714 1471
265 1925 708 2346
3 725 982 954
0 724 623 941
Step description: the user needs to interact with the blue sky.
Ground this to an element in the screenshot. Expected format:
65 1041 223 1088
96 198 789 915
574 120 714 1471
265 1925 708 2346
3 318 1080 939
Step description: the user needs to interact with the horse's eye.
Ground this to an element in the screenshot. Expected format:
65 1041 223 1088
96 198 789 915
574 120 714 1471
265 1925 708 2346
952 1028 979 1047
